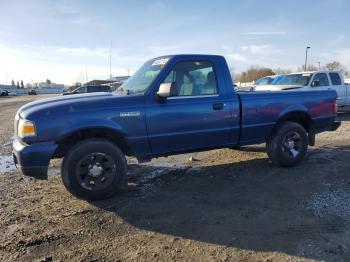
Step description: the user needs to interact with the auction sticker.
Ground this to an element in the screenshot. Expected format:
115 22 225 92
152 58 169 66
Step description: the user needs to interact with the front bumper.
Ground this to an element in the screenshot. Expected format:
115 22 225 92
12 139 58 180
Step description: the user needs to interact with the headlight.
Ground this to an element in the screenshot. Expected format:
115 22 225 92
18 119 36 138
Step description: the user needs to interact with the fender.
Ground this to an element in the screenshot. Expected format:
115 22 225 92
277 104 310 120
58 118 126 140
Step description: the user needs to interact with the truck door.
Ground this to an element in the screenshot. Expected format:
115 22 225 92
146 60 239 154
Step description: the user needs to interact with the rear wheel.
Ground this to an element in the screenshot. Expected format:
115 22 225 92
266 121 308 166
61 139 126 201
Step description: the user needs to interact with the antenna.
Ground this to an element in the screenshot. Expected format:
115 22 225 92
109 40 112 80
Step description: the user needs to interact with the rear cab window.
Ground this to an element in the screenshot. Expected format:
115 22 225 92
329 73 342 85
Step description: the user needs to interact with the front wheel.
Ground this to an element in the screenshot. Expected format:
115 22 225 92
266 121 308 167
61 139 127 201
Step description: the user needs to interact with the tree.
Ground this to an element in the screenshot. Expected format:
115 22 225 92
297 64 318 72
273 68 292 75
16 81 20 88
20 80 24 88
325 61 343 71
46 79 52 84
235 66 275 83
11 80 15 86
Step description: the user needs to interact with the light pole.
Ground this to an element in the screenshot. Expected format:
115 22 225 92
304 46 310 71
317 62 320 71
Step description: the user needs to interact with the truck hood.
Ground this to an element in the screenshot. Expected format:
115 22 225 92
18 92 134 119
254 85 304 91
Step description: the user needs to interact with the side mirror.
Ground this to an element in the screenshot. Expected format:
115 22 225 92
311 80 320 87
157 82 177 98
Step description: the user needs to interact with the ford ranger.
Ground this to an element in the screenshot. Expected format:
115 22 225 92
13 55 340 200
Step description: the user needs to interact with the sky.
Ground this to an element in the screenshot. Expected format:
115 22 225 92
0 0 349 85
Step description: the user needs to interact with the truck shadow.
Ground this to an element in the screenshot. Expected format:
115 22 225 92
93 146 350 261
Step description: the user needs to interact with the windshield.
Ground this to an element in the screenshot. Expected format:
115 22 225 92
271 75 284 84
255 76 274 85
118 57 170 94
278 73 313 86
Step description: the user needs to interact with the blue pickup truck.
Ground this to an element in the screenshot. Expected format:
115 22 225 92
13 54 340 200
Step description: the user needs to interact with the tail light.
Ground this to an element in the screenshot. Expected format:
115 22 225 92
333 101 338 114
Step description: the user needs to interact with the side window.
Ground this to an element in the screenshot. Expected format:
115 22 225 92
329 73 342 85
313 73 329 86
76 87 87 93
88 86 98 92
256 77 270 85
163 61 218 96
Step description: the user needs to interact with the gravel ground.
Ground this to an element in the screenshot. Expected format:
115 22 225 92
1 95 350 261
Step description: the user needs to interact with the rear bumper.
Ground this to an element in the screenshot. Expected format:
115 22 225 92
12 139 58 180
329 121 341 131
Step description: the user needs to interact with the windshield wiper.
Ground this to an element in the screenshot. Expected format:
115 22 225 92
115 87 130 95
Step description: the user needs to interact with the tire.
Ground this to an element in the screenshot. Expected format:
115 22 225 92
61 138 127 201
266 121 308 167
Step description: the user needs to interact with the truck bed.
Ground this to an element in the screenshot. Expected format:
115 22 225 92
237 90 337 145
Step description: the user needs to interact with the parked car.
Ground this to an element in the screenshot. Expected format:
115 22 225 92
63 85 112 95
13 54 340 200
251 74 284 90
28 89 37 95
254 71 350 111
8 91 17 96
0 90 9 96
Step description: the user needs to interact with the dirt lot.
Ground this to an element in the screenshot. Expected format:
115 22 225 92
1 95 350 262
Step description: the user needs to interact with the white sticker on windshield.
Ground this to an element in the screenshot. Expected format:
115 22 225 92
152 58 169 66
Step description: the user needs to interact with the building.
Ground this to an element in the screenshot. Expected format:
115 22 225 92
0 82 65 95
35 82 65 89
84 76 130 89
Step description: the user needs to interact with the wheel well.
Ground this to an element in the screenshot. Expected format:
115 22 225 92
277 111 312 132
53 128 131 158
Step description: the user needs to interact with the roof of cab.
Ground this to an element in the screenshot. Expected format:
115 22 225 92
153 54 225 60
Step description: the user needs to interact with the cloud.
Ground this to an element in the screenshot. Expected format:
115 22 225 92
0 43 146 84
242 31 287 36
334 49 350 70
228 53 247 62
148 1 167 13
241 45 280 55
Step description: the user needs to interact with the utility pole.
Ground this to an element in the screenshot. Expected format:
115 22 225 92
304 46 310 71
317 62 320 71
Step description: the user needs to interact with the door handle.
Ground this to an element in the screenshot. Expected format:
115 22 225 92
213 103 224 110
